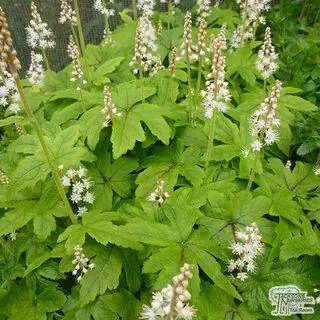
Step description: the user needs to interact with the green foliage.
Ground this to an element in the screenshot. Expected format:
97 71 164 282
0 1 319 319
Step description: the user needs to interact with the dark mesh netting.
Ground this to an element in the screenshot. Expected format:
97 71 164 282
1 0 196 75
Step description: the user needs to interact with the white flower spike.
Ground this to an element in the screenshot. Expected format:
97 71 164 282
61 166 95 217
228 222 264 281
141 264 197 319
26 2 55 49
256 27 278 80
72 245 95 282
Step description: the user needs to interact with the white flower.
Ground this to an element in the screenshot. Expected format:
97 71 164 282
72 182 84 194
237 272 248 281
228 223 264 281
0 86 9 97
67 35 85 86
101 87 121 127
227 259 237 272
249 80 282 151
202 37 231 118
197 0 211 19
0 169 9 185
82 178 92 189
61 175 71 186
176 304 197 319
314 166 320 176
72 245 95 281
180 12 197 62
246 262 256 272
27 51 45 84
137 0 155 16
59 0 77 25
141 264 196 319
140 305 157 320
77 206 88 217
70 192 82 203
94 0 115 17
130 14 163 75
256 27 278 80
235 0 271 46
83 192 95 204
147 179 169 204
9 230 17 241
67 168 77 179
251 140 262 152
26 2 55 49
241 148 250 158
77 166 87 178
8 103 21 114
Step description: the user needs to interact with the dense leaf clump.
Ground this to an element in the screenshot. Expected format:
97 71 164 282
0 1 320 319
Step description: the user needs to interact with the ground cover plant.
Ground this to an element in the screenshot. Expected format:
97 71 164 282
0 0 320 319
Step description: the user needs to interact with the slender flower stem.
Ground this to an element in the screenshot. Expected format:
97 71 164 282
186 53 193 123
73 0 90 85
246 151 259 190
263 79 267 96
314 8 320 26
70 24 81 53
193 57 203 124
132 0 137 20
73 0 86 56
299 0 309 19
280 0 284 19
12 72 76 224
167 0 172 31
204 109 217 169
140 68 145 103
170 74 175 102
196 58 203 97
240 0 249 46
41 48 50 71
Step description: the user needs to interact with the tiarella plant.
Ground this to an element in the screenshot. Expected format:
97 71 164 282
0 1 320 319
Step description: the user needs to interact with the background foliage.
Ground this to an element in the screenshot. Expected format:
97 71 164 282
0 0 320 319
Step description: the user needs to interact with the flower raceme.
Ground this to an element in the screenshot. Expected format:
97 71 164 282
196 18 208 61
237 0 271 24
0 67 21 113
0 11 22 114
249 80 282 152
101 86 121 127
130 14 163 75
141 264 197 319
0 169 9 184
59 0 77 25
26 1 55 50
197 0 211 20
180 12 197 62
228 223 264 281
201 36 231 118
256 27 278 80
94 0 115 17
148 178 169 204
27 51 45 85
137 0 156 16
233 0 271 47
0 8 21 72
61 166 95 217
72 245 95 282
160 0 181 5
169 47 179 77
93 0 115 45
67 35 86 89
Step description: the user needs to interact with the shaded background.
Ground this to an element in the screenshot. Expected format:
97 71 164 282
1 0 196 75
